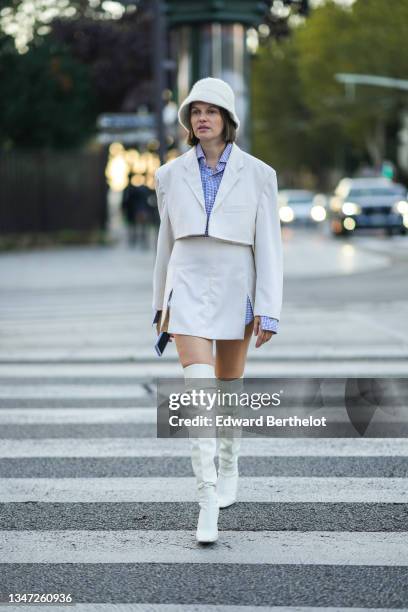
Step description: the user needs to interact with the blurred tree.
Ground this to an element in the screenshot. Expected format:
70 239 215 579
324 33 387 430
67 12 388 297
50 8 153 114
0 33 97 148
0 0 121 52
0 0 154 113
264 0 310 40
252 34 348 185
0 0 154 149
253 0 408 184
296 0 408 168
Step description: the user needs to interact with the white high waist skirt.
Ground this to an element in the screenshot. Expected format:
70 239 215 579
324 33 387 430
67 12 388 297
160 236 256 340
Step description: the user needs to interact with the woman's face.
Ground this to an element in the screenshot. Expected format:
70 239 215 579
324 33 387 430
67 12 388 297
190 101 224 143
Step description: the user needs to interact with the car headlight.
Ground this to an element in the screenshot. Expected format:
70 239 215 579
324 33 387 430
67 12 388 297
330 198 342 212
310 205 326 222
392 200 408 215
343 217 356 231
342 202 361 216
279 206 294 223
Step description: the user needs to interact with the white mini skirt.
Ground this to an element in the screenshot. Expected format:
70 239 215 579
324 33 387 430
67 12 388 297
160 236 256 340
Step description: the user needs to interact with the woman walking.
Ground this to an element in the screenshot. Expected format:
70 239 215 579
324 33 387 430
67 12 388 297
152 77 283 543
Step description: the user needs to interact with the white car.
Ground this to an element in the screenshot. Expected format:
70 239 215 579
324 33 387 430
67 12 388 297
278 190 326 225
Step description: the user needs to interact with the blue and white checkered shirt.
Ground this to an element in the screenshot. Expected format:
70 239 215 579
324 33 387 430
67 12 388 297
196 141 278 334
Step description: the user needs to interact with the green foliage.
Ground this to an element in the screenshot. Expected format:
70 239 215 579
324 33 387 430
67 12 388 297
252 0 408 182
0 33 97 149
252 35 346 177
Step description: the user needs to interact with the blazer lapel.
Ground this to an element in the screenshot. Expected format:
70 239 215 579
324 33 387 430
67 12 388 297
182 146 206 211
181 142 244 213
211 142 244 213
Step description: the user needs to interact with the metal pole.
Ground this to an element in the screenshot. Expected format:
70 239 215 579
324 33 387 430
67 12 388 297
153 0 166 165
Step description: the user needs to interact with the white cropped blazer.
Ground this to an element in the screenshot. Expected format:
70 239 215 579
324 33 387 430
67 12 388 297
152 142 283 321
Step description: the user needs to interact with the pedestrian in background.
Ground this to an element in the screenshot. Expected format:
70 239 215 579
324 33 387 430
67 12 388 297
121 174 152 247
152 77 283 543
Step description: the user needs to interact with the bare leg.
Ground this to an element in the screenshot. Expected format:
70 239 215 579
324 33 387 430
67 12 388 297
215 320 253 379
174 334 214 368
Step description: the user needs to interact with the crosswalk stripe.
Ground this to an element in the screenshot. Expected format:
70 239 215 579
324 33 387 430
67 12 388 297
1 477 406 503
0 302 144 312
0 437 405 457
0 408 156 424
0 335 157 346
0 530 407 565
0 308 145 319
1 357 407 378
1 361 407 376
0 384 148 399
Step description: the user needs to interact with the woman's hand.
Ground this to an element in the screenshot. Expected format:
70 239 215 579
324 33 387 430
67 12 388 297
253 316 274 348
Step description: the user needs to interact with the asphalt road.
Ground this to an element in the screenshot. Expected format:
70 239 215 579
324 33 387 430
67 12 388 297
0 227 407 611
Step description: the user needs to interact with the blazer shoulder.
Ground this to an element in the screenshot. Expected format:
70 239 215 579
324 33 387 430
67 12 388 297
241 150 277 181
155 158 175 183
155 149 190 182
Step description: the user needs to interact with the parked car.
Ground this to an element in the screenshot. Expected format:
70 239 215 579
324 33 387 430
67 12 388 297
278 190 326 225
329 177 408 236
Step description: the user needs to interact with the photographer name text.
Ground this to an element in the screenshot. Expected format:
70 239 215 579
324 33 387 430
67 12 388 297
168 415 327 427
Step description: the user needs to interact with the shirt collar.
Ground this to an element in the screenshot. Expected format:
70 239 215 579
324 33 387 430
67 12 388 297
196 142 233 169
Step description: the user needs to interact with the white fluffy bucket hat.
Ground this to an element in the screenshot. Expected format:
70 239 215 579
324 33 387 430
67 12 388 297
178 77 240 133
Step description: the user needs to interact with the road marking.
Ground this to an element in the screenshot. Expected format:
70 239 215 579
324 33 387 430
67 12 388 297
0 384 147 399
0 437 406 458
0 530 407 565
0 408 156 424
0 477 406 503
1 361 408 376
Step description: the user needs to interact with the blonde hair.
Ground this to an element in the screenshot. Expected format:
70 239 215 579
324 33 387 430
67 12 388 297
186 104 237 146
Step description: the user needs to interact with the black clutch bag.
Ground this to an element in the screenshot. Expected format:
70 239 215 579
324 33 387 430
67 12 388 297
155 331 171 357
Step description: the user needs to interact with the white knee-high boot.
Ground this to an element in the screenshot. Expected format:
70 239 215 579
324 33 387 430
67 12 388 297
183 363 218 543
216 375 244 508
